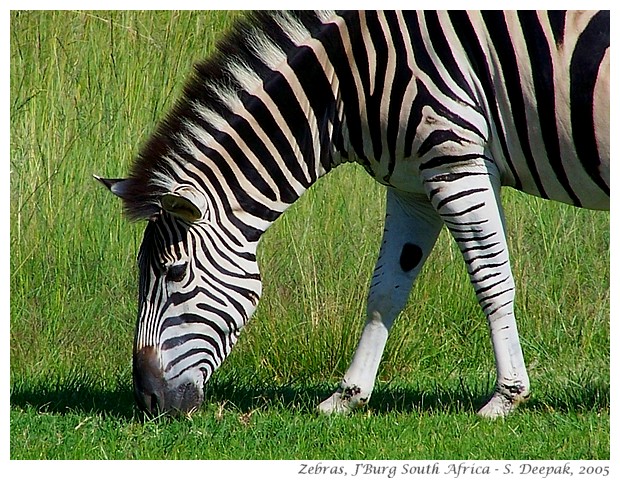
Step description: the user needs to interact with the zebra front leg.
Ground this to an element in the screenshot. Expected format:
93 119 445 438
318 189 443 414
423 159 530 418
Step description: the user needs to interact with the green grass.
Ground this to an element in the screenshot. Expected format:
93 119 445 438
10 11 610 460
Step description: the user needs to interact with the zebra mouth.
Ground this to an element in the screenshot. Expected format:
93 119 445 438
135 380 204 416
170 381 204 414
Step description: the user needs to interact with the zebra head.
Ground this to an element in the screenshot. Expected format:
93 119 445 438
97 176 262 415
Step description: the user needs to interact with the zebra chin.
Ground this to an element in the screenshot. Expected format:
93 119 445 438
132 346 205 416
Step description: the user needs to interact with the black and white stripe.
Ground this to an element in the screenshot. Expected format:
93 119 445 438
99 11 609 415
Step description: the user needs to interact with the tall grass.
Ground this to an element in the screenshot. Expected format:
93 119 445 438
11 10 243 381
10 11 609 460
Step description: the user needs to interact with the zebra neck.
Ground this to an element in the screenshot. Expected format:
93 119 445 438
174 14 349 241
125 12 351 238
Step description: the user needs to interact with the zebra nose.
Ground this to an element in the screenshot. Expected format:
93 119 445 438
133 346 204 415
133 346 166 415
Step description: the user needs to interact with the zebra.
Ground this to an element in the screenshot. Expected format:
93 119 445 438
97 11 609 417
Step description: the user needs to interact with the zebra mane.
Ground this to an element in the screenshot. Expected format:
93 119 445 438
116 10 337 221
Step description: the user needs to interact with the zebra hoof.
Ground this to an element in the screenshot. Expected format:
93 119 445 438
477 389 530 419
317 392 352 415
317 386 368 414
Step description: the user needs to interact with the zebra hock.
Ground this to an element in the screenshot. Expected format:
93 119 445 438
97 11 609 417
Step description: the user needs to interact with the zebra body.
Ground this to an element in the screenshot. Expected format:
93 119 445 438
98 11 609 416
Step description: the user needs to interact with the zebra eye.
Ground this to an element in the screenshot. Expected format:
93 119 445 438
166 263 187 283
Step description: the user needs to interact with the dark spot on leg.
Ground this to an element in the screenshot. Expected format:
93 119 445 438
342 385 362 401
500 383 523 395
399 243 423 272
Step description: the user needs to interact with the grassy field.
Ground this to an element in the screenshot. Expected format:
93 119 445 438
10 11 610 461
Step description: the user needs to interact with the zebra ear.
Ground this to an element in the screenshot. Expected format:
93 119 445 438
94 175 133 199
95 175 161 221
160 185 207 223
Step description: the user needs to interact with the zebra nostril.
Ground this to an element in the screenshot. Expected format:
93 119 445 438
148 392 163 414
134 383 166 415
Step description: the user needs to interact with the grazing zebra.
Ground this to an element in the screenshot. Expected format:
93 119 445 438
97 11 609 417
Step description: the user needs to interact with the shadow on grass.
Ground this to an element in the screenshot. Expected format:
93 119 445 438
10 372 609 420
10 373 137 420
203 374 609 416
202 378 486 415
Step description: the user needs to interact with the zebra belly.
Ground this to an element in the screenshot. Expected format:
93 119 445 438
490 126 610 211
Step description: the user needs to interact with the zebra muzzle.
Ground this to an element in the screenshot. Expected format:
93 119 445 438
133 346 203 415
